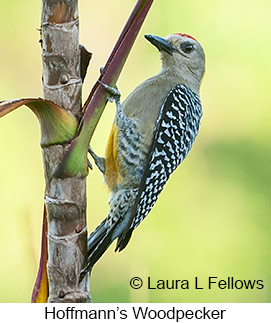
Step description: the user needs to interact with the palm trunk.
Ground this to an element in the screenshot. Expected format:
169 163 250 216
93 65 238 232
41 0 90 302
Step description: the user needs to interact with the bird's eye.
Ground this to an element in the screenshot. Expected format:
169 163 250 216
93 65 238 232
180 42 194 54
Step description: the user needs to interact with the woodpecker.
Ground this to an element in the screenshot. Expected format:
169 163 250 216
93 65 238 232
80 33 205 280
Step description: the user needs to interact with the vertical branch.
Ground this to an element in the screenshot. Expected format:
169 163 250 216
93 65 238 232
41 0 90 302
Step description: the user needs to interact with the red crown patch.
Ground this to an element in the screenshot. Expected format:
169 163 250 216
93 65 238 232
174 33 197 41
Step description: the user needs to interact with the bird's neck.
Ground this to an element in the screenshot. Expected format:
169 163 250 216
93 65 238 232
159 64 200 95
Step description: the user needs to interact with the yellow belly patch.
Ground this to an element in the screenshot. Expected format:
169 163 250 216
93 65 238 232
105 122 120 191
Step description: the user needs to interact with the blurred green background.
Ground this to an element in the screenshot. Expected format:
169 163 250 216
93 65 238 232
0 0 270 303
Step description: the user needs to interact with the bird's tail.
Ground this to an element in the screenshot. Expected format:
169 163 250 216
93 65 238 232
79 217 123 282
79 188 137 281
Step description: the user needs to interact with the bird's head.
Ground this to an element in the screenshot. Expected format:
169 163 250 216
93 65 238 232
145 33 205 91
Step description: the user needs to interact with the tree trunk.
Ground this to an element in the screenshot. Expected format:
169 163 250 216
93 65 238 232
41 0 90 302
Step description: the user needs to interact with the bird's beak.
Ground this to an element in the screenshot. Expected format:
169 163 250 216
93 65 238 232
145 34 176 55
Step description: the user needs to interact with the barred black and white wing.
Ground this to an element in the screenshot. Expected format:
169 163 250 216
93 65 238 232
116 84 202 251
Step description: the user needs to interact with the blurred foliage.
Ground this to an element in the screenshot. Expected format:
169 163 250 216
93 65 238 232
0 0 270 302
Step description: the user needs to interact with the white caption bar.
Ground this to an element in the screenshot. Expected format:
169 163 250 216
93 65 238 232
0 303 270 322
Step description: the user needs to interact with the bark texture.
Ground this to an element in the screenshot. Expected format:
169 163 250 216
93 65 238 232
41 0 90 302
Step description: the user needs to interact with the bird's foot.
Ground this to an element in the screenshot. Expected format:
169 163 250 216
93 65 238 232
98 80 121 103
88 146 105 174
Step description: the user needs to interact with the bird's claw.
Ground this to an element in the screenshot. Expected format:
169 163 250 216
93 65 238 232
87 159 93 170
98 80 121 102
88 146 105 174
